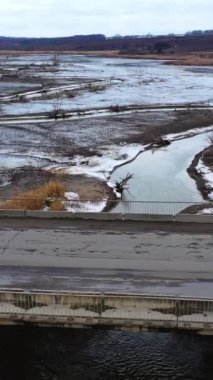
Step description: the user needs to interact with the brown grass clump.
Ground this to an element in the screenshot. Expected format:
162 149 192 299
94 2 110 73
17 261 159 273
49 200 65 211
41 180 65 198
0 180 66 210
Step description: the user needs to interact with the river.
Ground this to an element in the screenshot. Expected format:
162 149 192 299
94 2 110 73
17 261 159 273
110 130 213 213
0 326 212 380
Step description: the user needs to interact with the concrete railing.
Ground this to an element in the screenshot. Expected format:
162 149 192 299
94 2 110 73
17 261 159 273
0 209 212 223
0 200 212 222
0 289 213 333
0 199 211 213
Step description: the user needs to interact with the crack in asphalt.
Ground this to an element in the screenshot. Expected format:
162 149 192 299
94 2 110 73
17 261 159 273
0 231 22 255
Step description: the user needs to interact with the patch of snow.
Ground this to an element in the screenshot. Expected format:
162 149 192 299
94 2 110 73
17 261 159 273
65 191 79 200
63 144 143 181
113 189 122 198
198 208 213 214
66 200 107 213
0 180 11 187
166 125 213 141
197 158 213 200
64 191 106 212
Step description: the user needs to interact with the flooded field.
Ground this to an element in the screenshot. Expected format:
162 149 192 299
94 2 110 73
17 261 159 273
1 54 213 114
0 54 213 208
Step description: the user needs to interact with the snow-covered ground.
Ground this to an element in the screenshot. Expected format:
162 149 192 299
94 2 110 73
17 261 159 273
197 159 213 200
199 207 213 215
166 125 213 141
196 154 213 214
65 191 107 212
56 144 143 182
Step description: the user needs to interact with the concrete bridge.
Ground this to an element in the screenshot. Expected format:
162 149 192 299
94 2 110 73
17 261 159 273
0 289 213 334
0 215 212 334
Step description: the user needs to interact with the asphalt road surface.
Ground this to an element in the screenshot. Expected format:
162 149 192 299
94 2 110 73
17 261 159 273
0 218 213 297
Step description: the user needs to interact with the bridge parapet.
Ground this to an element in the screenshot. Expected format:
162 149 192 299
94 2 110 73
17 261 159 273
0 289 212 333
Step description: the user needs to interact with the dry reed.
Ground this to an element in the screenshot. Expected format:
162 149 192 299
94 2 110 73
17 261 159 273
0 181 66 210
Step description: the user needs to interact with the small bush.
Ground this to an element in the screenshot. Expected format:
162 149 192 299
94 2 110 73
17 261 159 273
110 105 121 112
42 180 65 198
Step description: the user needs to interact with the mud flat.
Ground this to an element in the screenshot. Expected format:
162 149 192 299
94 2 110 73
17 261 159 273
1 109 213 205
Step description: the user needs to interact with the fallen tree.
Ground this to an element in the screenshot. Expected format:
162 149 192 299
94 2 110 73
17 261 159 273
114 173 134 197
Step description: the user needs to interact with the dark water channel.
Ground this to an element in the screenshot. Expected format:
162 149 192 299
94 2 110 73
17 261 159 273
0 326 212 380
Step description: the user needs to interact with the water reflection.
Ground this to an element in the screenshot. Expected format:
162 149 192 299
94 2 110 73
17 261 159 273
0 327 212 380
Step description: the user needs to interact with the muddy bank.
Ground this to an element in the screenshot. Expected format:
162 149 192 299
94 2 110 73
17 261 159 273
187 144 213 200
1 109 213 204
0 167 114 203
184 143 213 214
51 108 213 149
122 109 213 145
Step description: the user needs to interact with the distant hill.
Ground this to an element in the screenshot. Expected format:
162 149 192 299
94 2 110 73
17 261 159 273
0 32 213 53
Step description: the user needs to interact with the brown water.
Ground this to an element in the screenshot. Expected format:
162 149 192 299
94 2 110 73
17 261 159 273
0 327 212 380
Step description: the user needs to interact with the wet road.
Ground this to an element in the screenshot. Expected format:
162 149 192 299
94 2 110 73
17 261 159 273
0 218 213 296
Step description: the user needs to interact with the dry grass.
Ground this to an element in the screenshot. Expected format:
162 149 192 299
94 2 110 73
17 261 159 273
0 181 66 210
165 52 213 66
49 200 65 211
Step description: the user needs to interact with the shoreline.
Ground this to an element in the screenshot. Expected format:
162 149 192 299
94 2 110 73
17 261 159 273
187 145 213 202
0 50 213 67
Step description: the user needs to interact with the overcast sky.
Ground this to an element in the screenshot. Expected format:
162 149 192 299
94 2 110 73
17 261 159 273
0 0 212 37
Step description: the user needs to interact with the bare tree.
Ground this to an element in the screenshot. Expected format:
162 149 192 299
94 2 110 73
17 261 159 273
49 92 64 119
51 54 60 71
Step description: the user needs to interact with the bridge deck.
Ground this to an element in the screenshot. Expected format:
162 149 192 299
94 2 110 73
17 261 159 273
0 218 212 332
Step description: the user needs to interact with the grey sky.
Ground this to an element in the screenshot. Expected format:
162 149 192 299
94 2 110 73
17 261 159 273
0 0 212 37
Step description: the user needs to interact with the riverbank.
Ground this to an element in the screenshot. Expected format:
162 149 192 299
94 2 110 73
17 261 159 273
1 50 213 66
76 50 213 67
0 168 114 203
187 143 213 205
1 109 213 209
